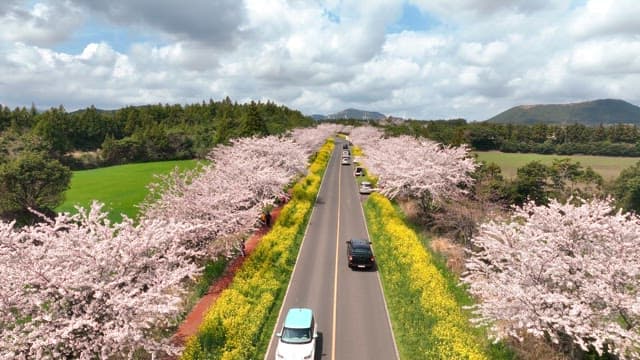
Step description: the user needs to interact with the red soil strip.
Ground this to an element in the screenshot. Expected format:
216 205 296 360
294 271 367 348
172 207 282 345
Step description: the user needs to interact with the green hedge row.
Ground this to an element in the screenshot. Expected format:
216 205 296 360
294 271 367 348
181 139 333 360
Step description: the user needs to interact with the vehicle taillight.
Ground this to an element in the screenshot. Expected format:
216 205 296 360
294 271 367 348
371 256 375 262
349 256 353 261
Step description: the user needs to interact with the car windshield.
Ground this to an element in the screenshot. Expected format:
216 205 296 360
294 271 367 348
281 327 312 344
361 183 371 188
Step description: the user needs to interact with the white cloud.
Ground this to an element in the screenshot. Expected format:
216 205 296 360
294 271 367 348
408 0 568 20
0 1 84 46
570 0 640 39
77 42 118 64
569 39 640 75
70 0 246 48
383 31 448 60
0 0 22 14
457 41 508 65
1 0 640 121
244 0 401 65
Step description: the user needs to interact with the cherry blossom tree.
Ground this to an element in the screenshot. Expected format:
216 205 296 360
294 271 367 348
0 202 202 359
463 198 640 359
1 127 337 359
141 131 335 258
349 126 477 202
141 135 307 257
289 123 341 154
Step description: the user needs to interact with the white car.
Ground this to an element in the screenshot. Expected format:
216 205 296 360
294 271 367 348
341 157 350 165
276 308 318 360
359 181 374 194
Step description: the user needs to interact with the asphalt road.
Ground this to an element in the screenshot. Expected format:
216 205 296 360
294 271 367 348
265 138 398 360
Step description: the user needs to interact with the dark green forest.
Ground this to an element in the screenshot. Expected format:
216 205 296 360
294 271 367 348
0 97 313 169
0 98 312 223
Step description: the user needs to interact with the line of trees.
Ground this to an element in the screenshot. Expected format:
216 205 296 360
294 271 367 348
381 119 640 156
0 98 314 224
375 118 640 214
0 98 313 169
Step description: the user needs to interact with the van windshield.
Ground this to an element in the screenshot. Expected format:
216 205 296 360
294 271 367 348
281 327 312 344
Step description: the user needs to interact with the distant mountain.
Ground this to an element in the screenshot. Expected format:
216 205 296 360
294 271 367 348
326 108 386 120
486 99 640 125
310 114 327 121
68 107 116 115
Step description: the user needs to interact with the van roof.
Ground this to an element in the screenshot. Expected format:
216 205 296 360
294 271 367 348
284 308 313 329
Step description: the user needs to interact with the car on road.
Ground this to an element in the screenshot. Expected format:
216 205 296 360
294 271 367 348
341 157 350 165
346 238 375 270
276 308 318 360
359 181 373 194
354 167 364 176
342 149 350 157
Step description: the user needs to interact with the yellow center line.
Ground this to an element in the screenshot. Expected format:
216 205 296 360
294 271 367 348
331 150 341 360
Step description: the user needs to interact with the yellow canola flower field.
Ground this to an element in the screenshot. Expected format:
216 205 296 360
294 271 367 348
366 193 489 360
182 140 333 360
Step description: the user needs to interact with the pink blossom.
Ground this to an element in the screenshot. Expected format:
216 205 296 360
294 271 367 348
464 199 640 359
1 128 334 358
0 202 200 358
349 126 476 201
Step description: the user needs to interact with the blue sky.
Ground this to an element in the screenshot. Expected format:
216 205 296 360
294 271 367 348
55 20 142 54
1 0 639 120
388 3 440 33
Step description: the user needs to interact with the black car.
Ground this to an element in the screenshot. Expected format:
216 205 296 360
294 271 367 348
346 238 375 270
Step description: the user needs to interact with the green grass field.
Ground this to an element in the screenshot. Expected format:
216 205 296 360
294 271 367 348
56 160 200 222
474 151 640 181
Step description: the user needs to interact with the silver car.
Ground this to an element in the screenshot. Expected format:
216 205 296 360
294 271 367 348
359 181 373 194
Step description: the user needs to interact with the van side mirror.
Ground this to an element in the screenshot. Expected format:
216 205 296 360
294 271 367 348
276 332 282 338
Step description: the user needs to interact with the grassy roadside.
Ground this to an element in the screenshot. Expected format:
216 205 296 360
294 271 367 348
474 151 638 180
181 259 229 318
181 140 334 360
364 193 514 360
